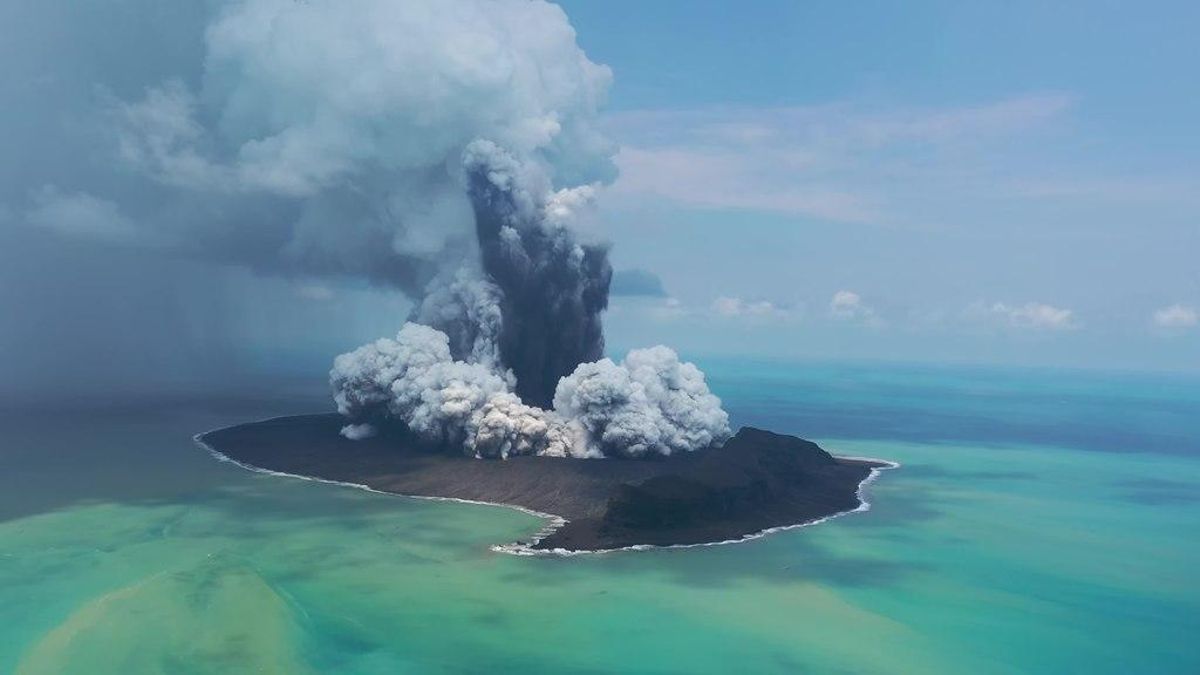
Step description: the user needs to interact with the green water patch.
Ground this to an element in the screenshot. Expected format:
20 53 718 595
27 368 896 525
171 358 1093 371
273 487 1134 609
15 555 310 675
2 433 1198 674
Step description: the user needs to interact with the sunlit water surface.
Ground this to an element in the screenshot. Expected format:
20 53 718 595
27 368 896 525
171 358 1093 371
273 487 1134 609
1 362 1197 674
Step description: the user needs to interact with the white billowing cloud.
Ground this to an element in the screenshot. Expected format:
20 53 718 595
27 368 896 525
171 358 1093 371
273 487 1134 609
829 290 863 317
468 392 593 459
543 184 600 226
554 346 731 458
118 0 614 197
974 301 1080 331
331 323 578 458
829 290 883 326
331 324 730 459
65 0 619 296
25 187 142 243
1153 304 1198 329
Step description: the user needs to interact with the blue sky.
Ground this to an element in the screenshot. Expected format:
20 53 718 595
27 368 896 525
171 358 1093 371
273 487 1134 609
554 0 1200 370
0 0 1196 402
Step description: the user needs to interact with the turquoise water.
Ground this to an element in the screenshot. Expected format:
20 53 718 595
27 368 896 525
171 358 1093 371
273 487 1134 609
1 363 1198 673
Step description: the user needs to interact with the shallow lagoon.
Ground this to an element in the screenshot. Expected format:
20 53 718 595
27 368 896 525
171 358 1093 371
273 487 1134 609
2 362 1197 674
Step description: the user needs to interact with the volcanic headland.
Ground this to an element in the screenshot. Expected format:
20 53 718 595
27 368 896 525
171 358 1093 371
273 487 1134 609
198 414 892 553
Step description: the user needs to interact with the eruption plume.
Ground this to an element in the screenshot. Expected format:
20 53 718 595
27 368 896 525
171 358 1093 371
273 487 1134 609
329 135 730 459
331 325 729 459
13 0 731 457
82 0 619 297
465 141 612 408
329 136 731 459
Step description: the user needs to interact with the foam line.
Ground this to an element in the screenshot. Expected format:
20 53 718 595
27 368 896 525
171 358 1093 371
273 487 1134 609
194 418 898 556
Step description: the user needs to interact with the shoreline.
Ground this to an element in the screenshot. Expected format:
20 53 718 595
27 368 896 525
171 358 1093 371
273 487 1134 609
194 414 898 555
495 455 899 556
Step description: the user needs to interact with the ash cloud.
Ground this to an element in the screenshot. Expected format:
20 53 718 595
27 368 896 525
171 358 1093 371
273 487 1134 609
331 325 728 459
465 141 612 408
332 139 731 458
11 0 617 296
331 323 590 459
288 0 730 459
2 0 731 456
1 0 614 395
554 347 730 457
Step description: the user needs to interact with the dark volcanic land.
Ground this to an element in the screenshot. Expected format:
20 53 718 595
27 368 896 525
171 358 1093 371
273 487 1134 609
198 414 890 552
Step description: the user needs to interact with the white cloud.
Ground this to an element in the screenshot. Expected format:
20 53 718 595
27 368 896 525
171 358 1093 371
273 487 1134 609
829 290 862 317
657 296 687 317
711 296 788 319
972 301 1080 331
616 296 798 322
59 0 619 298
603 94 1074 224
612 146 877 223
607 94 1071 149
116 0 616 198
849 94 1072 145
829 290 883 327
1153 304 1198 329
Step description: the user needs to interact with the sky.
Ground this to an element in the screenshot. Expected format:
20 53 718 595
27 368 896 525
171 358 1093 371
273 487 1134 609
0 0 1196 403
560 0 1200 370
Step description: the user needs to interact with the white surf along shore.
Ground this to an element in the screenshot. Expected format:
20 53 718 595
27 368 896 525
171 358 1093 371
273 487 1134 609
193 415 899 557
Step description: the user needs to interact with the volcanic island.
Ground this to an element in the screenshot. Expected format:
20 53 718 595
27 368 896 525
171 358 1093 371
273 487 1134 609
195 148 895 554
197 414 893 553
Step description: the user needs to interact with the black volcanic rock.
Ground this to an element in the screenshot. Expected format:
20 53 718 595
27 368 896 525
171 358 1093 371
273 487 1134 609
198 414 889 551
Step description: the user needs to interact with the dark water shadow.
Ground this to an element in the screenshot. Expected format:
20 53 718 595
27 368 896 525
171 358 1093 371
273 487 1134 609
1113 477 1200 506
0 392 333 525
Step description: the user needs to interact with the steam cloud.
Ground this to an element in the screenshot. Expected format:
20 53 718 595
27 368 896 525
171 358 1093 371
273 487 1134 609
331 325 729 459
15 0 731 457
295 0 731 459
329 139 729 459
99 0 618 295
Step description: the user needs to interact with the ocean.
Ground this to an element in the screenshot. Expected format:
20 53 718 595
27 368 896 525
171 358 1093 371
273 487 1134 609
1 361 1197 674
